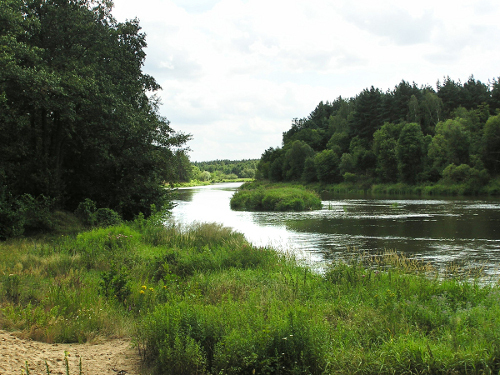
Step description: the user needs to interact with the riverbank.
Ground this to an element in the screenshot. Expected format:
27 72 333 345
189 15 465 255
306 177 500 197
1 214 500 374
172 178 253 188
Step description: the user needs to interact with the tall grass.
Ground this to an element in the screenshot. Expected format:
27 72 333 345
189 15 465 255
230 182 322 211
1 214 500 374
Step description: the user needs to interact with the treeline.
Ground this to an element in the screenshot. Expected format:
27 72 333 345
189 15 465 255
191 159 258 181
0 0 189 238
256 76 500 194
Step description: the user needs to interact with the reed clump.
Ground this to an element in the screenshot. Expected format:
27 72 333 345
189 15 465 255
1 214 500 374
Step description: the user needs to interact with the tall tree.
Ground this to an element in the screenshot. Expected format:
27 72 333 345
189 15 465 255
462 75 490 110
396 123 425 184
373 122 403 182
282 140 314 181
483 114 500 174
0 0 190 219
351 86 384 140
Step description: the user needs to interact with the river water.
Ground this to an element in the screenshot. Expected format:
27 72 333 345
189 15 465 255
169 182 500 275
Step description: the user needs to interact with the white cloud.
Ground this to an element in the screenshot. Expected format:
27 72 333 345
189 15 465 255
112 0 500 161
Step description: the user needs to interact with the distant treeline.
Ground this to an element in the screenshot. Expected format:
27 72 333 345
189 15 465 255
191 159 258 181
256 76 500 194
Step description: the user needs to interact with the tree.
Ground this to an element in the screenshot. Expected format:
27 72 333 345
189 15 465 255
327 131 350 156
437 77 463 117
373 122 403 182
282 140 315 181
490 77 500 114
314 150 340 184
462 75 490 110
173 150 192 183
301 157 317 183
396 123 425 184
384 80 421 123
351 86 384 139
0 0 190 221
427 118 471 177
483 114 500 174
256 147 282 180
420 91 443 134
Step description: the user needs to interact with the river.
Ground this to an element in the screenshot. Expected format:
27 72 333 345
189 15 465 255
169 182 500 275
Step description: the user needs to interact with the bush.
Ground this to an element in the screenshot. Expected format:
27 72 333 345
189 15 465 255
0 191 55 239
95 208 122 227
75 198 97 226
75 200 122 227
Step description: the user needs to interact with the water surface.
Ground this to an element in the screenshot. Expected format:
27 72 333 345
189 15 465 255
170 183 500 274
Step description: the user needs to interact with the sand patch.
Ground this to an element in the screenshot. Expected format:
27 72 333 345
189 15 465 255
0 330 144 375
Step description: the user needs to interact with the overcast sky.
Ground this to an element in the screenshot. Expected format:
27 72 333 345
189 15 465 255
112 0 500 162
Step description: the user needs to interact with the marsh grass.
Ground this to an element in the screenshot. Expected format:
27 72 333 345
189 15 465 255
230 182 322 211
2 214 500 374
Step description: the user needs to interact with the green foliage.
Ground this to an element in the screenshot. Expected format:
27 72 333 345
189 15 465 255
301 156 317 183
0 0 190 230
2 219 500 374
396 123 425 184
193 159 258 181
230 184 322 211
282 140 315 181
256 76 500 195
74 199 97 226
314 149 340 183
0 192 55 239
94 208 122 227
483 114 500 174
373 122 403 183
428 118 471 177
74 200 121 227
100 266 131 304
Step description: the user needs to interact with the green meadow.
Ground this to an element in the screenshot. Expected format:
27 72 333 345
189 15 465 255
1 213 500 374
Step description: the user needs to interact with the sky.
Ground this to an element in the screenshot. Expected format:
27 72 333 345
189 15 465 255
112 0 500 162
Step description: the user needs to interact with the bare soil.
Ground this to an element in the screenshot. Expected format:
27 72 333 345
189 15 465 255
0 330 145 375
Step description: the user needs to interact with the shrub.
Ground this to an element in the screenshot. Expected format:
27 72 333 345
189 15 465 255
0 192 55 239
95 208 122 227
75 199 97 226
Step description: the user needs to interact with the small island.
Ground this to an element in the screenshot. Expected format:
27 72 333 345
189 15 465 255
230 182 323 211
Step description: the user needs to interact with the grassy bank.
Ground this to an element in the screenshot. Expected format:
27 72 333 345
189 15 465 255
1 214 500 374
230 181 323 211
308 177 500 197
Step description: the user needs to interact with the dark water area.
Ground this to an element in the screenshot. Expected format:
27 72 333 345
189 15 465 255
170 182 500 275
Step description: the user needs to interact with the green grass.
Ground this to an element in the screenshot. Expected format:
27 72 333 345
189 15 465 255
230 181 323 211
1 213 500 374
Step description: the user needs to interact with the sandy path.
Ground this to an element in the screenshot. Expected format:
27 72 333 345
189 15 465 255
0 330 144 375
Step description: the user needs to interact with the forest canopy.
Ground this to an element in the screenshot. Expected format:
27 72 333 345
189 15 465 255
256 76 500 192
0 0 190 237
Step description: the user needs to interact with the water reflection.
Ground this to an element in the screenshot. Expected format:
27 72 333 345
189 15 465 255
170 183 500 274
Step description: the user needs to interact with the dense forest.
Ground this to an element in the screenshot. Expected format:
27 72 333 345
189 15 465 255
192 159 258 181
256 77 500 193
0 0 190 237
168 157 258 183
